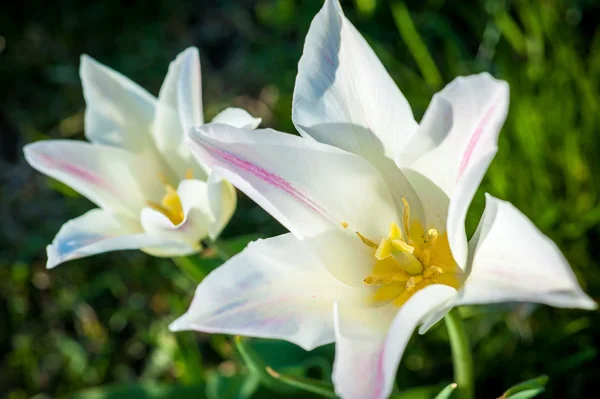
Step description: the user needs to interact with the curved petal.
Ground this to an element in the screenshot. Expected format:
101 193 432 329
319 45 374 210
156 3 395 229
332 285 457 399
188 124 397 240
292 0 417 161
402 73 509 195
47 209 193 268
456 194 596 310
211 107 262 129
307 229 379 287
80 55 157 153
177 47 204 130
170 234 371 351
404 74 509 268
206 173 237 239
24 140 163 217
153 48 208 180
140 179 214 253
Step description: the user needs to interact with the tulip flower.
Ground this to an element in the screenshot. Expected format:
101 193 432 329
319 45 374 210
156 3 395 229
170 2 596 398
24 48 260 268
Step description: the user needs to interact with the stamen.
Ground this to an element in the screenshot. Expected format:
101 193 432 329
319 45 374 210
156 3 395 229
185 168 194 180
424 265 443 279
424 229 439 249
405 275 423 291
341 221 349 229
356 232 378 249
392 271 410 282
147 182 185 225
401 197 411 240
364 275 392 285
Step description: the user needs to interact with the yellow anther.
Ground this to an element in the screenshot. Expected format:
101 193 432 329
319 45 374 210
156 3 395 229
424 266 443 279
391 239 414 254
401 197 411 240
424 229 439 249
341 221 349 229
405 275 423 291
147 183 185 225
375 238 392 260
356 232 379 249
185 168 194 180
364 275 392 285
389 222 402 240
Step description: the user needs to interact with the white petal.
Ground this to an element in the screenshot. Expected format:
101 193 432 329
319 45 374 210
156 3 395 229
456 194 596 310
177 47 204 130
153 48 208 180
188 124 397 239
47 209 193 268
292 0 417 161
140 179 213 254
211 107 262 129
206 173 237 239
170 234 370 351
403 73 509 267
24 140 163 217
307 229 379 287
402 73 509 195
332 285 457 399
80 55 157 153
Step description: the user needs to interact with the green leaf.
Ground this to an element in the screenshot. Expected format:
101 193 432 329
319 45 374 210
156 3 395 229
171 256 207 282
265 367 337 398
234 336 285 391
68 383 205 399
392 385 444 399
390 0 442 89
500 375 549 399
433 383 457 399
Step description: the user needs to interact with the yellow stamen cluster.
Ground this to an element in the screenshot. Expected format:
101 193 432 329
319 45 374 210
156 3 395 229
146 170 193 225
359 198 462 307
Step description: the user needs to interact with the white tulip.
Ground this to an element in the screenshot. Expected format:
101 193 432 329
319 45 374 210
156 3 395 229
24 48 260 268
171 2 596 398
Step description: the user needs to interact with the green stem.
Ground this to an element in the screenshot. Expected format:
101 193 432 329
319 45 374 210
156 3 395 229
210 239 231 261
444 308 474 399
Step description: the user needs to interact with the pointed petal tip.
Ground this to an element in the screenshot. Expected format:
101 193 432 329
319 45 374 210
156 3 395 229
45 244 61 269
168 316 189 332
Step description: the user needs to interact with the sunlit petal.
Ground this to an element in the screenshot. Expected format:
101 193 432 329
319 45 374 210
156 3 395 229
24 140 163 217
80 55 157 153
171 234 371 350
292 0 417 161
456 194 597 310
188 123 397 239
332 285 457 399
47 209 193 268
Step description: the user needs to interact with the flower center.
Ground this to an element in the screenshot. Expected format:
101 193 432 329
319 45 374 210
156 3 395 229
359 198 463 307
146 169 193 225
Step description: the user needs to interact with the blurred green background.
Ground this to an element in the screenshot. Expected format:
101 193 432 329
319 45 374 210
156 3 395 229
1 0 599 398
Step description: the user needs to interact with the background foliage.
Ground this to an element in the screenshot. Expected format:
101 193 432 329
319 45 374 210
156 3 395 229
1 0 599 398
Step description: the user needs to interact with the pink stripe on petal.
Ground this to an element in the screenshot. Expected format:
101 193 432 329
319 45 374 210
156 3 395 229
372 346 386 399
38 153 110 189
202 143 328 216
457 101 499 180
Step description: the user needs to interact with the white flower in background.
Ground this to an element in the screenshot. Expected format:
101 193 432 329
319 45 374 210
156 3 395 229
170 1 596 398
24 47 261 268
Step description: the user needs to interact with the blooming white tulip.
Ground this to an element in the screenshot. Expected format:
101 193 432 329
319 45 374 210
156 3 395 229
170 2 596 398
24 48 261 268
